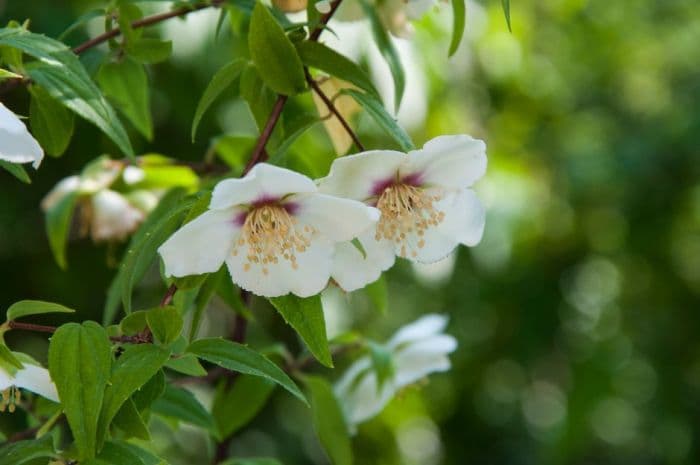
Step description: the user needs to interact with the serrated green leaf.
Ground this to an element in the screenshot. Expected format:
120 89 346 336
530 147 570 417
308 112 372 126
449 0 466 56
305 376 353 465
0 434 57 465
341 89 414 151
0 160 31 183
152 384 215 430
359 0 404 111
127 38 172 64
248 2 306 95
192 59 246 141
6 300 75 321
97 59 152 140
296 41 379 98
268 294 332 368
213 375 276 438
364 276 387 314
187 338 307 404
29 84 74 156
48 321 112 460
146 306 183 345
45 190 78 270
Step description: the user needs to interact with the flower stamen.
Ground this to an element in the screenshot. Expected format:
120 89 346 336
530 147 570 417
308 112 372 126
0 386 20 413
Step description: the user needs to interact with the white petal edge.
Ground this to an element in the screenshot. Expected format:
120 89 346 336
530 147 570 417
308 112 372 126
210 163 317 210
90 190 145 242
291 193 380 242
0 103 44 169
13 363 59 403
41 175 81 211
331 229 395 292
318 150 406 201
159 207 240 277
388 313 449 348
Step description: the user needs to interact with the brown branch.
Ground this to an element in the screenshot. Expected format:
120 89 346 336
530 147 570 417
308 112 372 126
6 321 56 334
160 283 178 307
243 95 288 175
8 320 151 344
306 70 365 152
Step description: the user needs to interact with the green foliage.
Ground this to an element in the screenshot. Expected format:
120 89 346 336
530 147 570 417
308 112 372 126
501 0 512 31
364 276 388 314
0 160 31 183
45 190 78 270
127 38 173 64
213 375 276 438
449 0 466 56
305 376 353 465
152 385 216 431
29 84 74 156
220 459 283 465
146 306 184 345
5 299 75 320
367 341 394 389
0 435 57 465
269 294 332 367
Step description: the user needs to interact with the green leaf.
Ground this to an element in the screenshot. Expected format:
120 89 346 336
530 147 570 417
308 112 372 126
112 442 168 465
268 115 320 164
213 375 276 438
127 38 173 64
192 59 247 141
0 344 23 372
0 435 57 465
165 354 207 376
112 399 151 440
341 89 414 151
350 238 367 259
360 0 405 111
6 300 75 321
152 385 215 430
48 321 112 460
296 41 379 98
0 67 22 80
29 84 75 156
187 338 307 404
268 295 332 368
0 28 134 157
502 0 512 32
364 276 388 314
248 2 306 95
94 440 148 465
132 369 166 411
97 59 152 140
305 376 353 465
120 310 148 335
45 190 78 270
97 344 171 443
220 459 283 465
146 306 183 345
368 341 394 390
0 160 31 183
449 0 466 56
58 8 106 40
189 267 226 341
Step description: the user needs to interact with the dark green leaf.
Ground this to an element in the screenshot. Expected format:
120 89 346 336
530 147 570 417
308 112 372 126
296 41 379 97
192 59 247 141
248 2 306 95
97 59 152 140
45 190 78 270
58 8 106 40
305 376 353 465
0 160 31 184
189 267 226 341
449 0 466 56
269 294 332 367
120 310 148 335
48 321 112 460
6 300 75 320
29 84 74 156
112 398 151 440
146 306 183 345
213 375 276 438
152 385 215 430
95 440 148 465
341 89 414 151
187 338 307 404
132 369 166 411
0 435 57 465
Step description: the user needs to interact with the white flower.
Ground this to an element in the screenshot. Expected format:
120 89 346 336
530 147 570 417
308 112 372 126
319 135 487 291
334 314 457 427
158 163 379 298
0 102 44 169
1 355 59 410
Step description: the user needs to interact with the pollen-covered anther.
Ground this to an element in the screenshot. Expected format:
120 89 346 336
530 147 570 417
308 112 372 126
232 204 313 272
0 386 20 413
375 183 444 255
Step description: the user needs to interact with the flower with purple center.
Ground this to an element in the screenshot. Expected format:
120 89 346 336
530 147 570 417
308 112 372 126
158 163 380 298
319 135 487 292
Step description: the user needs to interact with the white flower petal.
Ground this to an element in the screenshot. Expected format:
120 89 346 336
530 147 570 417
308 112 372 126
159 208 240 277
318 150 406 201
122 166 146 184
0 103 44 169
331 230 395 292
397 334 458 357
393 352 452 387
90 190 145 242
334 357 396 426
388 313 449 348
41 175 81 211
402 135 486 189
291 193 380 242
435 188 485 247
210 163 317 210
13 364 59 403
226 236 334 297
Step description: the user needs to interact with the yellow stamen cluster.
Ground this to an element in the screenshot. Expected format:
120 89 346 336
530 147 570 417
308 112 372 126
375 184 445 257
0 386 20 413
232 205 314 275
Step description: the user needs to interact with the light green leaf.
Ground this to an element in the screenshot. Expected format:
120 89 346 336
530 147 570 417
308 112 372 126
192 59 247 141
502 0 512 32
364 276 388 314
360 0 405 111
368 341 394 390
152 385 215 430
112 441 168 465
97 59 152 140
0 67 22 80
268 294 332 368
127 38 173 64
0 344 23 372
213 375 276 438
0 435 57 465
146 306 183 345
29 84 75 156
248 2 306 95
189 267 226 341
350 238 366 259
449 0 466 56
165 354 207 376
45 190 78 270
112 399 151 440
296 41 379 98
6 300 75 321
341 89 414 151
0 160 31 183
187 338 307 404
132 369 166 412
305 376 353 465
48 321 112 460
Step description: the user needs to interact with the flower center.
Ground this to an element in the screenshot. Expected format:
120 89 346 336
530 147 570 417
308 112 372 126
0 386 20 413
232 204 313 275
375 183 444 257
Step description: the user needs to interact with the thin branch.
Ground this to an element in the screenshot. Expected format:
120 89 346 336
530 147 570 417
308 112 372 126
160 283 178 307
7 320 151 344
243 95 288 175
306 70 365 152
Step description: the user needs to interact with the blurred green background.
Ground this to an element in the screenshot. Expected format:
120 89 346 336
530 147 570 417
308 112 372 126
2 0 700 464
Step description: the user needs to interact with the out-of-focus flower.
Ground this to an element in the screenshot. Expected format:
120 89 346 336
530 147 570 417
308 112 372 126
0 354 59 410
334 314 457 427
336 0 439 38
0 102 44 169
320 135 486 291
311 77 361 156
41 157 161 242
158 163 379 298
